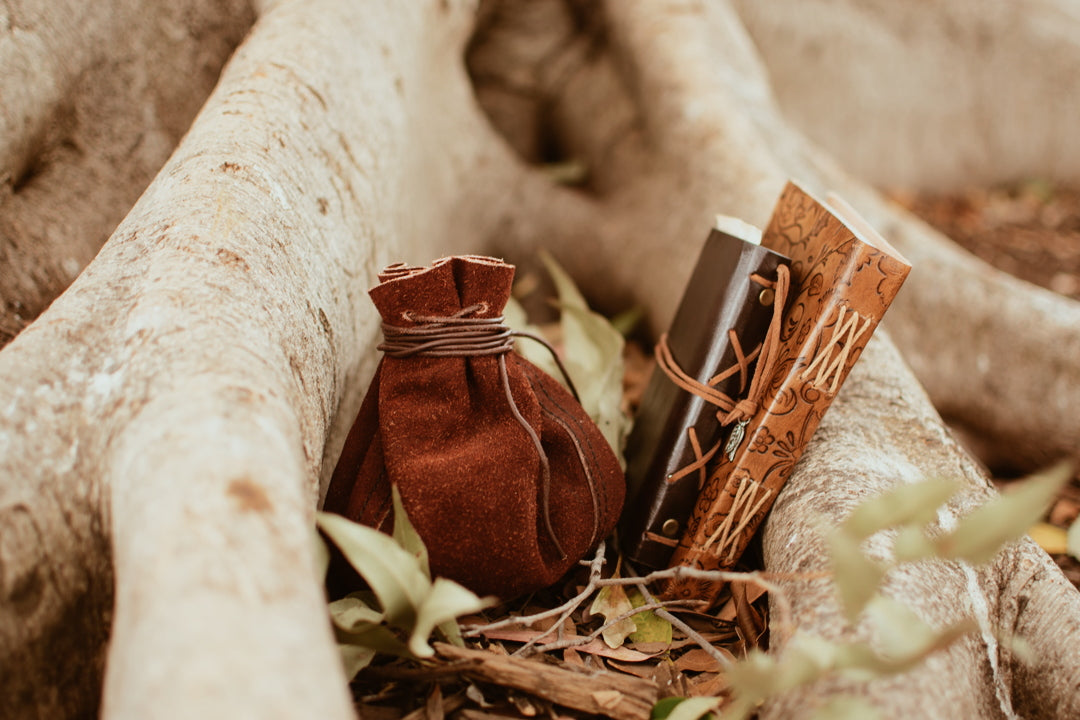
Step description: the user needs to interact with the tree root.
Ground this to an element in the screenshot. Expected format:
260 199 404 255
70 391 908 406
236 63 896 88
732 0 1080 191
0 0 255 347
0 0 507 717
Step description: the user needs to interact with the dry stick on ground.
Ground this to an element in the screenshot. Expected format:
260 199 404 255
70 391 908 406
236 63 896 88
433 643 658 720
463 541 796 669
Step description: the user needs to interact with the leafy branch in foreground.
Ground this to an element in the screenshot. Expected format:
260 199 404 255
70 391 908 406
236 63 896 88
656 461 1072 720
316 487 493 679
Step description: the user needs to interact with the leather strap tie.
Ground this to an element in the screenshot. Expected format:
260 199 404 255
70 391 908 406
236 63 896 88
654 264 791 488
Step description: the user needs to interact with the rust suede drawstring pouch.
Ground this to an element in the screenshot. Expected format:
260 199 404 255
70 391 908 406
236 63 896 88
323 255 625 600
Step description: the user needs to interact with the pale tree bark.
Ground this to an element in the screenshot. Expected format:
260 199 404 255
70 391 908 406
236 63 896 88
731 0 1080 192
0 0 255 344
1 0 1079 719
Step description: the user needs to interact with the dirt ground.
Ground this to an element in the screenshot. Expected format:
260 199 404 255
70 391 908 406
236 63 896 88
896 182 1080 587
896 182 1080 302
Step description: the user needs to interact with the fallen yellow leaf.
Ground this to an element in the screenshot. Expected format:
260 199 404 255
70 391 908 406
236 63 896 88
1029 522 1069 554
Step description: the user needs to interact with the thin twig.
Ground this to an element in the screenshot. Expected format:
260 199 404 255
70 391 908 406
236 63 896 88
633 580 734 670
462 541 608 640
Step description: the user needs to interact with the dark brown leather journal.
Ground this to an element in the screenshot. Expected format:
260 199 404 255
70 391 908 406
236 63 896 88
620 224 791 571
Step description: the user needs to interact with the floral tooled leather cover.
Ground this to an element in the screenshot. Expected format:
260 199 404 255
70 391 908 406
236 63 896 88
663 182 911 602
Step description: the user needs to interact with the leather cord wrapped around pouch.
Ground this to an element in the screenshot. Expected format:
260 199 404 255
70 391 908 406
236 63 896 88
323 255 625 600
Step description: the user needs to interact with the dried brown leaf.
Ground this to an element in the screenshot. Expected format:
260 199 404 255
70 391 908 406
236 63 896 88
687 672 728 698
562 647 585 668
674 647 731 674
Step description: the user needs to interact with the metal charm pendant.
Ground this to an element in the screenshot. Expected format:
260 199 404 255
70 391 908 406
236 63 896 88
725 419 749 462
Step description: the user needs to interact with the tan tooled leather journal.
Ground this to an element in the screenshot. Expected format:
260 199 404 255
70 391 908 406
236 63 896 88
663 182 911 602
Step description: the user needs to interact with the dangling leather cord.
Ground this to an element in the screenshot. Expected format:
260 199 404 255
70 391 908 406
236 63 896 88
654 265 791 488
379 303 578 559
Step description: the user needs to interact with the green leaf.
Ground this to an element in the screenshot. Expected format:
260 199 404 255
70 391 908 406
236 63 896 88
503 296 532 337
855 596 976 674
771 634 838 694
328 593 385 632
540 248 591 312
339 643 378 681
829 641 882 682
316 511 430 627
560 304 631 457
610 306 644 337
652 697 690 720
539 250 632 461
654 697 722 720
723 648 778 702
334 622 411 659
590 584 637 649
330 595 413 662
842 478 960 540
504 262 633 462
408 577 493 658
312 527 330 582
1002 632 1033 663
390 485 430 579
1029 521 1069 554
938 462 1073 565
627 586 673 645
436 613 467 648
541 159 588 186
890 524 938 562
863 596 939 662
827 529 886 620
